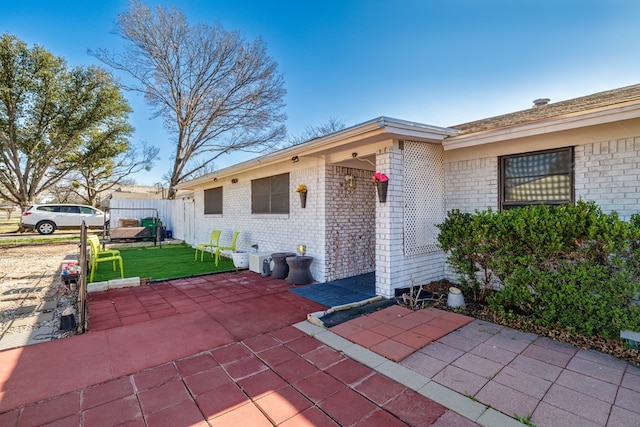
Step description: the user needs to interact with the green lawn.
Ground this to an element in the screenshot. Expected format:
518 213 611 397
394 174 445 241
0 216 20 233
90 243 237 282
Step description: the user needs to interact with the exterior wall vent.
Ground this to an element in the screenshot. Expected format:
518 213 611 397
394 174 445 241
533 98 550 107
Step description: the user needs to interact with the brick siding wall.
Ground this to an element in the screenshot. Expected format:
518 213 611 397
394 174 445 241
132 130 640 299
443 136 640 219
444 157 498 213
324 165 376 281
191 161 381 284
576 136 640 220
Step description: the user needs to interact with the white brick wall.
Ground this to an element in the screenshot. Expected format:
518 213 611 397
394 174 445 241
443 136 640 218
437 156 499 288
440 135 640 282
444 157 498 212
576 136 640 220
374 147 393 297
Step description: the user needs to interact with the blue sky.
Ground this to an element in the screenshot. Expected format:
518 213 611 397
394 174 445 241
3 0 640 185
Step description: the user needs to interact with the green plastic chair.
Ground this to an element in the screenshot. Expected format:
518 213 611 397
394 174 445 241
88 235 120 257
88 236 124 282
195 230 221 261
215 231 240 266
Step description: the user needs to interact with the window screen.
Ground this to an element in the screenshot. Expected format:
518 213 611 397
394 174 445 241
58 205 80 213
204 187 223 214
500 147 573 210
251 173 290 214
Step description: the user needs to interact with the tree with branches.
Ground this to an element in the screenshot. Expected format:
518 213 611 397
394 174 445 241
287 117 347 146
93 1 287 199
69 141 159 206
0 33 133 211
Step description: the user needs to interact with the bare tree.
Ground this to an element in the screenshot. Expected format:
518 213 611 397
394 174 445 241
287 117 347 146
93 1 287 199
162 157 217 184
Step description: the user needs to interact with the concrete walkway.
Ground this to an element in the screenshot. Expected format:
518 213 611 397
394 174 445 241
304 305 640 427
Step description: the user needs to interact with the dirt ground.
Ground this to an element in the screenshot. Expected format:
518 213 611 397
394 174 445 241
0 242 80 350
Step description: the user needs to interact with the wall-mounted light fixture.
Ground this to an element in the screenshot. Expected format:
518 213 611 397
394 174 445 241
291 156 299 163
213 177 218 182
352 152 358 158
231 178 238 184
344 173 355 188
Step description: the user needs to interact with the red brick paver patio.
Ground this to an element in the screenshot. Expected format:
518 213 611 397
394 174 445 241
0 272 471 426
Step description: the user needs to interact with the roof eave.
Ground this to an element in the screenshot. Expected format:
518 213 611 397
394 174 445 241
177 117 458 189
442 103 640 150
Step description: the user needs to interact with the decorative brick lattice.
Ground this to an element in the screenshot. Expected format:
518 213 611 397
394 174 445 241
403 141 445 256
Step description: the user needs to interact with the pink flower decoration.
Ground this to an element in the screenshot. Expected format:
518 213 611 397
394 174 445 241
371 172 389 182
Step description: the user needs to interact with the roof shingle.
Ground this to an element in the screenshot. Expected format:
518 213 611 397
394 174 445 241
449 83 640 136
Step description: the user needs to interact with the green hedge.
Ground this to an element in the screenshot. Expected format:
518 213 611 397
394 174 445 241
437 200 640 338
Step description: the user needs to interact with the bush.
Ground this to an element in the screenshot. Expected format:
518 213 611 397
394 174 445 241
437 201 640 338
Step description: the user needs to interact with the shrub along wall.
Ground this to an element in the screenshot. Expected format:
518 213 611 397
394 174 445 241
437 200 640 338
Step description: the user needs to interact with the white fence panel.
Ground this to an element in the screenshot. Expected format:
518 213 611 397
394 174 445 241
109 199 173 231
107 198 195 243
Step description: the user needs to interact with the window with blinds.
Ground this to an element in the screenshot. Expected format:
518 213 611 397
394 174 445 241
204 187 223 214
251 173 289 214
499 147 574 210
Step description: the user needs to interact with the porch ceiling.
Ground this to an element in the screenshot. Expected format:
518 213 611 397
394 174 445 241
330 153 376 170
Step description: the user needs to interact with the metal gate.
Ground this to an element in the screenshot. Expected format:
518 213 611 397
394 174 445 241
183 198 195 245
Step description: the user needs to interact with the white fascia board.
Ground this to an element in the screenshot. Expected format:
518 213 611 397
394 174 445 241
381 118 460 140
376 116 460 138
177 116 458 189
443 103 640 150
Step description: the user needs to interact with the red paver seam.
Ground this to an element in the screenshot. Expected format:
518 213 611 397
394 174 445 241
330 306 470 362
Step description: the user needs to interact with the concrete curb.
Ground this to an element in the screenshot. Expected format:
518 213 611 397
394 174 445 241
87 277 141 293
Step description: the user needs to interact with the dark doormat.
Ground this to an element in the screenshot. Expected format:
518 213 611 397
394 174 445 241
319 298 399 328
289 272 376 307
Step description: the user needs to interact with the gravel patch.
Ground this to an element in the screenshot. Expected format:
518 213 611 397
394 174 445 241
0 242 81 349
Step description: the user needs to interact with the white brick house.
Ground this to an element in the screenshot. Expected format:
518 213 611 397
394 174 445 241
177 83 640 298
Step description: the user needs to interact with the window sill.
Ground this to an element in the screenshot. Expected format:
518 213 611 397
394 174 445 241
251 214 290 220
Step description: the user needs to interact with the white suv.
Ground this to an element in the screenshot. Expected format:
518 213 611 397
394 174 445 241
20 204 109 235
